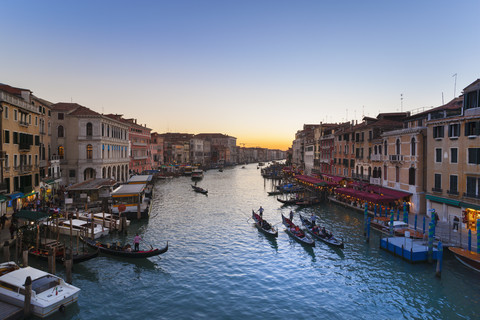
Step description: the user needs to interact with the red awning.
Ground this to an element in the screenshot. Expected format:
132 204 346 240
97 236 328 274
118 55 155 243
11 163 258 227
365 185 411 199
294 175 328 186
321 174 345 183
335 188 398 204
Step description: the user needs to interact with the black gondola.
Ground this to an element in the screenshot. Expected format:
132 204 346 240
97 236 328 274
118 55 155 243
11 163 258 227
82 237 168 258
299 215 344 249
191 185 208 195
29 247 99 263
252 210 278 237
277 197 297 205
281 214 315 246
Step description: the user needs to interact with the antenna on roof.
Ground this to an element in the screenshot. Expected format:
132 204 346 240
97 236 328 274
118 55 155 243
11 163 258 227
400 93 403 112
452 73 457 98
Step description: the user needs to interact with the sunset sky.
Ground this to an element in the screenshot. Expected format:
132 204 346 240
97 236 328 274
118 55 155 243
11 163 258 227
2 0 479 150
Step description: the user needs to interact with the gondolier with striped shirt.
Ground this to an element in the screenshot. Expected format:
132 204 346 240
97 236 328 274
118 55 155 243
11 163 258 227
134 233 142 252
258 206 264 218
311 213 317 226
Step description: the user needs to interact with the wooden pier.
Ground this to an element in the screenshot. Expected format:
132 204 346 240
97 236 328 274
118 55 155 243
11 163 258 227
380 237 439 263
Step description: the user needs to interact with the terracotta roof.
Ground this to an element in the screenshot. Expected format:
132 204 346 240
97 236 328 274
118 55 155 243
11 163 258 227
0 83 30 96
51 102 101 116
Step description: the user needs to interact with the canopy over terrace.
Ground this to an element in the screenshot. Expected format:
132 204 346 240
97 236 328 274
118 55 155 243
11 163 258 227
294 175 336 187
335 188 399 204
365 185 412 200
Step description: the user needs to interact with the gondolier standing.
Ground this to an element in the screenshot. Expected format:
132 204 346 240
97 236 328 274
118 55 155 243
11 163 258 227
311 213 316 226
134 233 142 252
289 210 294 221
258 206 264 218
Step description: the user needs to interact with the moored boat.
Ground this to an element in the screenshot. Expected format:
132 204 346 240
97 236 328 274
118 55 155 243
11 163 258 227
281 214 315 246
77 212 131 229
29 247 99 264
0 262 80 318
299 215 344 248
82 237 168 258
449 247 480 273
295 197 322 207
44 219 109 239
191 169 204 180
277 197 297 205
251 210 278 237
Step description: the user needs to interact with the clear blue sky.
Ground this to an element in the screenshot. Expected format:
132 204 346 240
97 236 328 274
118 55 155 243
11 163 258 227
1 0 479 150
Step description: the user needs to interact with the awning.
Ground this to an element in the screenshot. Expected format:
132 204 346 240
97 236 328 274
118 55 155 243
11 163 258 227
462 202 480 211
44 179 55 185
294 175 327 187
366 185 412 199
0 195 8 202
8 192 24 200
335 188 398 204
21 191 37 199
13 210 49 221
426 194 461 207
321 174 345 183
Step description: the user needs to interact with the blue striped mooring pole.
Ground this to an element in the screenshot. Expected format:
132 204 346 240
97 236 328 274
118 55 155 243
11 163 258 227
477 220 480 254
423 216 426 235
389 209 394 236
367 217 371 243
436 241 443 278
428 221 434 263
396 208 400 221
364 203 368 236
468 229 472 252
414 214 418 231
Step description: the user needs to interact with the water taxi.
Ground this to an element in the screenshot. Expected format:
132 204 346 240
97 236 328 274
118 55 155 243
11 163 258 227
0 262 80 318
111 183 150 219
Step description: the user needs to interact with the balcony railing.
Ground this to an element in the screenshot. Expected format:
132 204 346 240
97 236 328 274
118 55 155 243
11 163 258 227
389 155 404 162
432 187 443 193
447 190 459 195
14 165 33 173
19 143 31 151
463 192 480 199
19 120 29 127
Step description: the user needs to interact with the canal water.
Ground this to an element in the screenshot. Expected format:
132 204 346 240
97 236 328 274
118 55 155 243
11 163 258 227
44 164 479 319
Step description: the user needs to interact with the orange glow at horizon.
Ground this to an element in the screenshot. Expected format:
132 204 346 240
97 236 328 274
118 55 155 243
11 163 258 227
239 139 290 151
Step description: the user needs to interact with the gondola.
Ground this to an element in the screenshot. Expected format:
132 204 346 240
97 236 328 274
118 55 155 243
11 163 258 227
281 214 315 246
29 247 99 263
252 210 278 237
295 197 322 207
277 197 297 205
82 237 168 258
299 215 344 249
191 185 208 195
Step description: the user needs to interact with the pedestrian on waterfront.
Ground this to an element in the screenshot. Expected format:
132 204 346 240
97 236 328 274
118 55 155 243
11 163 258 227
311 213 316 226
453 216 460 231
133 233 142 252
434 212 439 226
0 214 6 229
289 210 294 221
9 223 16 239
258 206 264 218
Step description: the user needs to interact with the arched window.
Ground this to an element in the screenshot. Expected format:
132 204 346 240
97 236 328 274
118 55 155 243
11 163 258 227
396 166 400 182
396 139 401 155
373 167 378 178
378 167 382 179
58 125 64 138
86 122 93 136
58 146 64 159
384 141 387 155
368 166 371 178
409 167 416 185
411 138 416 156
86 144 93 159
374 145 377 154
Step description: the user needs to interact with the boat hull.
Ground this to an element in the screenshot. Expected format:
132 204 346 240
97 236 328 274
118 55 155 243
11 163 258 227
449 247 480 273
83 238 168 258
252 211 278 237
299 215 344 248
281 214 315 246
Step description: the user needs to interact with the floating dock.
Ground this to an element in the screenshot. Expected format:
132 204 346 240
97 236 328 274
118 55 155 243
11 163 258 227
380 237 438 263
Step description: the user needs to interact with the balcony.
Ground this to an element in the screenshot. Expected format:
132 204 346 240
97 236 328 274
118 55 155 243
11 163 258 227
15 165 33 174
19 143 31 152
447 190 459 196
370 154 383 161
431 187 443 193
463 192 480 199
19 120 30 127
389 155 404 162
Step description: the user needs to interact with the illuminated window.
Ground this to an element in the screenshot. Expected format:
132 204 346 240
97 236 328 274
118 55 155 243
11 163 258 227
87 144 93 159
58 146 64 159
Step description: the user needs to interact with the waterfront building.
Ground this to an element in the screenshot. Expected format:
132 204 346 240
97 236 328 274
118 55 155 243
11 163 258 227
314 124 336 175
194 133 237 166
190 137 210 166
151 132 164 168
51 104 130 185
0 84 41 202
159 133 193 165
332 122 355 178
425 79 480 229
381 114 426 215
292 124 318 172
105 115 152 174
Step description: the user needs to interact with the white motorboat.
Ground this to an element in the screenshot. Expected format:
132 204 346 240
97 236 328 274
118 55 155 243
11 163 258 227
0 262 80 318
45 219 109 239
77 212 130 229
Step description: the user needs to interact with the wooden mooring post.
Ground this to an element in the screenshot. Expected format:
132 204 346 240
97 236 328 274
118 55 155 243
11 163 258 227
24 276 32 317
22 250 28 267
65 251 73 284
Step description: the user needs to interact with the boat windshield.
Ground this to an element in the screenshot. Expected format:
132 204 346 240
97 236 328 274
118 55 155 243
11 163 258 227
32 275 60 294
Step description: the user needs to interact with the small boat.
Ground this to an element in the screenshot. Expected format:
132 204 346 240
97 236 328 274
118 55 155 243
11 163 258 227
281 214 315 246
449 247 480 273
82 237 168 258
295 197 322 207
0 262 80 318
0 261 19 276
44 219 109 239
268 191 283 196
191 169 204 180
277 197 297 205
251 210 278 237
191 185 208 195
29 247 99 264
299 215 344 248
77 212 131 229
371 217 411 235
